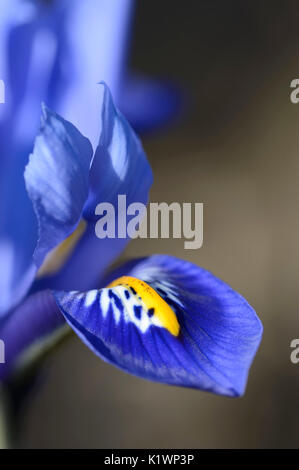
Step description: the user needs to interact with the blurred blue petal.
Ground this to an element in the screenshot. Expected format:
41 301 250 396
54 0 181 140
25 105 93 270
0 238 36 319
54 255 263 396
0 0 37 111
55 0 134 148
120 75 182 134
0 1 61 316
34 83 153 292
0 290 66 381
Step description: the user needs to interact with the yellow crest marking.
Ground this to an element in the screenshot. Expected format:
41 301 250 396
107 276 180 336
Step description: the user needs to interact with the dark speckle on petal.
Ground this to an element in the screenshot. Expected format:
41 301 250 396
134 305 142 319
148 308 155 317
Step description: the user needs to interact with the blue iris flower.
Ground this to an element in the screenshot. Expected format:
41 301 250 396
0 1 262 397
0 0 179 316
0 81 262 396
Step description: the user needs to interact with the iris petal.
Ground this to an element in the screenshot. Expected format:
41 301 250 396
53 255 263 396
24 105 93 270
34 83 153 292
85 82 153 216
0 97 92 318
0 289 66 381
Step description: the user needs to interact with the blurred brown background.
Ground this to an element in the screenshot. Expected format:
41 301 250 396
20 1 299 448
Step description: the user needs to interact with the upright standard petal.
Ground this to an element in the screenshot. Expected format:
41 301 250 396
34 83 153 292
24 105 93 271
85 83 153 215
54 255 263 397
